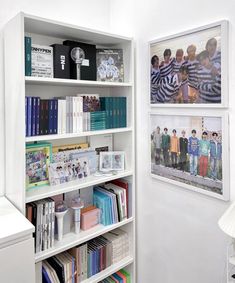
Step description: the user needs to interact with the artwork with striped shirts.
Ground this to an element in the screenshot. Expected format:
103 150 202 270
150 21 228 106
150 112 229 200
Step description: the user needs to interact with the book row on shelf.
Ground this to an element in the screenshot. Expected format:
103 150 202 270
42 228 130 282
26 139 126 189
25 95 127 137
25 36 124 82
99 269 131 283
26 178 131 253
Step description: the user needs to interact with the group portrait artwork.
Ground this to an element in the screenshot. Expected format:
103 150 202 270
150 115 223 194
150 26 222 104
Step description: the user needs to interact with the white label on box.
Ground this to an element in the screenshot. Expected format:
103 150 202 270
82 59 90 67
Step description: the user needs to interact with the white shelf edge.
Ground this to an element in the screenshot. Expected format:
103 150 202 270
82 256 134 283
26 170 133 203
25 76 133 88
25 128 132 142
35 217 134 262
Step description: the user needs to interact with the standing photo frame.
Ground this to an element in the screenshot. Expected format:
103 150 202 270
149 110 229 200
149 20 228 108
26 142 52 189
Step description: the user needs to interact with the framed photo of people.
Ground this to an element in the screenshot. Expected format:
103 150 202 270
149 21 228 107
149 110 229 200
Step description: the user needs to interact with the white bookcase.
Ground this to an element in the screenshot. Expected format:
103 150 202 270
4 12 135 283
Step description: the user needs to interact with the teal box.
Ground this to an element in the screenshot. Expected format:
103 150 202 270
25 36 32 76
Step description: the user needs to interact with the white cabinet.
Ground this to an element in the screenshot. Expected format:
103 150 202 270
0 197 35 283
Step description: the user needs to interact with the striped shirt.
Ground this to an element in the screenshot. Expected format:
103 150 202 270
210 51 221 66
154 74 180 103
151 68 161 101
172 60 186 74
185 59 199 89
159 58 175 79
197 74 221 103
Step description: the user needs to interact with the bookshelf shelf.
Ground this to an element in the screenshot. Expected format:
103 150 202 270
35 217 134 262
25 76 133 88
82 256 134 283
25 127 132 142
26 170 133 203
4 12 135 283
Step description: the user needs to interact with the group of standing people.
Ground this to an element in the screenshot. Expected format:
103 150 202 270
151 37 221 104
152 127 222 180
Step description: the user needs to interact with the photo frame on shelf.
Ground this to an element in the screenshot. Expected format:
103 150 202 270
26 142 52 189
149 20 228 107
99 151 125 172
149 110 229 200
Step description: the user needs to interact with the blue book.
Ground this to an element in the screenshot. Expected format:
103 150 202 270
48 100 54 134
35 97 40 135
71 256 75 283
53 99 58 134
27 97 32 137
42 265 52 283
31 97 36 136
109 97 113 128
25 97 27 136
93 190 111 225
112 273 124 283
120 97 127 127
25 36 31 76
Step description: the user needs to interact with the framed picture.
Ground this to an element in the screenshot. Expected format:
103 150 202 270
99 151 125 172
150 110 229 200
25 142 52 189
149 21 228 107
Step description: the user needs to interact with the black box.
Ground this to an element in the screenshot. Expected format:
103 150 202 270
51 44 70 79
63 40 96 81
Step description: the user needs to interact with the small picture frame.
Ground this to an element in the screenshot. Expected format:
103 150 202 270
99 151 125 172
25 142 52 189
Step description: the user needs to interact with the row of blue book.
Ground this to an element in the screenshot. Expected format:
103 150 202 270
99 269 131 283
100 97 127 129
25 96 127 137
42 228 129 282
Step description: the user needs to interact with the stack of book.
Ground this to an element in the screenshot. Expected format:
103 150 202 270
26 198 55 253
99 269 131 283
100 97 127 129
93 182 128 226
43 251 75 283
25 95 127 137
43 229 129 282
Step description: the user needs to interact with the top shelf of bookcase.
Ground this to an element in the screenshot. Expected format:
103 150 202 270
25 76 133 88
23 13 133 46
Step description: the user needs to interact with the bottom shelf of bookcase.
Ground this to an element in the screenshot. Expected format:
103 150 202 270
35 217 134 263
82 256 134 283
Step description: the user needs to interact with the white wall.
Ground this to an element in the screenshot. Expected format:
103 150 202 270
110 0 234 282
0 0 111 197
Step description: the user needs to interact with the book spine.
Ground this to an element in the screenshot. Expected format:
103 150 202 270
51 200 55 248
31 97 36 136
35 97 40 135
57 100 61 135
27 97 32 137
25 97 27 136
25 36 31 76
62 100 66 134
122 97 127 127
39 100 44 135
72 97 77 133
53 99 58 134
48 99 54 134
44 100 49 135
109 97 113 128
66 96 70 133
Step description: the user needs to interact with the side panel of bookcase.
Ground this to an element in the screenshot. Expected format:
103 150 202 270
4 13 25 212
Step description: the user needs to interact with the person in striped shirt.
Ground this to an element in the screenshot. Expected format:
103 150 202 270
206 37 221 67
196 50 221 103
159 49 175 79
185 45 199 103
172 49 186 74
151 55 161 103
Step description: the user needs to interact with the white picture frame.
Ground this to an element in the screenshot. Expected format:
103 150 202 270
99 151 125 172
149 20 228 108
149 109 229 201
